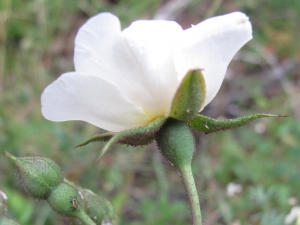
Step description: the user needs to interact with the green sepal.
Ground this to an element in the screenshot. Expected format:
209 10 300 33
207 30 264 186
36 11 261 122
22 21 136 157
189 113 287 134
75 132 116 148
76 117 166 149
169 69 206 122
155 119 195 169
97 117 166 162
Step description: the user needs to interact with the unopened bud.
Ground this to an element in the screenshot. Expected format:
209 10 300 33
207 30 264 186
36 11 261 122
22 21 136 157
47 182 84 218
4 151 63 199
81 188 114 223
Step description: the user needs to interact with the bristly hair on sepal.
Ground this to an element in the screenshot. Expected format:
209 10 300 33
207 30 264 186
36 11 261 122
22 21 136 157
169 69 206 122
75 132 116 148
74 117 167 163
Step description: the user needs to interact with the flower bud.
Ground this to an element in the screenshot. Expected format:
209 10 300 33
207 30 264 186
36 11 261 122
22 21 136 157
4 151 63 199
47 182 84 218
80 188 114 223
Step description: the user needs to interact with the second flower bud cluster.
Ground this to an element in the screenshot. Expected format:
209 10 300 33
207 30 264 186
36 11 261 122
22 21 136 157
4 151 113 225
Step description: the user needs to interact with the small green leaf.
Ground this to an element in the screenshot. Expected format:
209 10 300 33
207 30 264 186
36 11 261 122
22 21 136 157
97 117 166 162
189 113 287 134
75 132 116 148
169 69 206 122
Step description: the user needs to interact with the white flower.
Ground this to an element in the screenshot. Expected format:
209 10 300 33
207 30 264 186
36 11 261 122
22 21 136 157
41 12 252 132
285 206 300 225
226 182 243 197
0 190 7 201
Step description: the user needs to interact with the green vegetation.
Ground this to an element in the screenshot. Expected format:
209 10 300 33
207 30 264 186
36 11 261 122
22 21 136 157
1 0 299 224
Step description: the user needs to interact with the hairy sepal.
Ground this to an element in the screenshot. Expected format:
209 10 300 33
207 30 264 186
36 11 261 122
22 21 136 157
75 132 116 148
169 69 206 122
97 117 167 162
189 113 287 134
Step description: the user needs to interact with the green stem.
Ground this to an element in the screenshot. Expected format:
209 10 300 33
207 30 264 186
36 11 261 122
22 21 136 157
77 211 97 225
179 165 202 225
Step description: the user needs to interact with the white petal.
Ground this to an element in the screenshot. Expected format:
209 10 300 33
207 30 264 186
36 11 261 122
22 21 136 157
74 13 183 119
74 12 121 75
121 20 183 117
41 73 151 132
174 12 252 109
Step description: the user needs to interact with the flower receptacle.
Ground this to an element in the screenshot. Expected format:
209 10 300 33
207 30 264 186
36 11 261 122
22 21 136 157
155 119 194 170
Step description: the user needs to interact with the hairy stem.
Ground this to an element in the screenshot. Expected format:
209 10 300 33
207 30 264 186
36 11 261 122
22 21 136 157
179 165 202 225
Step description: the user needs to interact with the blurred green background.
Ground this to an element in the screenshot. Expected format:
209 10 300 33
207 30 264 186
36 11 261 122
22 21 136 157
0 0 299 224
